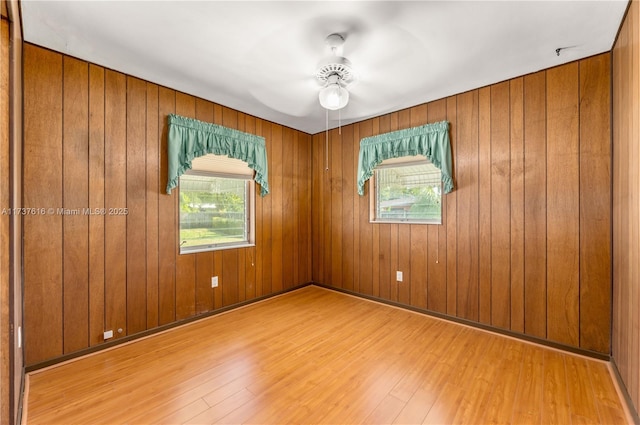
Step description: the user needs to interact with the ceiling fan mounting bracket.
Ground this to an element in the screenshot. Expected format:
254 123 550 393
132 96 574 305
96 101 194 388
315 57 354 85
325 33 345 50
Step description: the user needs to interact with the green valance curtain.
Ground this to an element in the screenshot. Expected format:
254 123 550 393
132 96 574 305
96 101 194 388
357 120 454 195
165 114 269 196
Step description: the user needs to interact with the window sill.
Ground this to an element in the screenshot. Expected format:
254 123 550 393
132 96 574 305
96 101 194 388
180 242 255 255
370 219 442 225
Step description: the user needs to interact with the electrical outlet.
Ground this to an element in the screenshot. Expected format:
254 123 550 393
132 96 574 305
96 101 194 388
396 271 403 282
104 330 113 340
212 276 219 288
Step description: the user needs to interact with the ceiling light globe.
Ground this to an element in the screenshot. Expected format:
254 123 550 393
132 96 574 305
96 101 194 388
319 83 349 110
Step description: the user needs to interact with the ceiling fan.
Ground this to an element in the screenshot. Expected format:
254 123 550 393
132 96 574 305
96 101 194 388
246 16 425 125
315 33 355 111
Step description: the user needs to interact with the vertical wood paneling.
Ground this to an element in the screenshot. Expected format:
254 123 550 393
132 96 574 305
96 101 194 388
62 56 89 353
195 252 213 314
331 128 343 289
292 128 300 288
145 83 159 329
397 224 411 305
631 2 640 406
446 96 458 316
456 90 479 321
322 130 333 287
23 45 314 366
510 78 525 334
311 133 322 283
157 87 176 326
0 18 8 424
546 63 580 347
579 54 611 353
410 226 428 310
126 77 147 335
478 86 492 325
341 125 355 292
237 248 247 302
634 3 640 402
222 250 239 306
104 70 127 340
523 71 547 339
352 124 361 293
23 45 63 364
271 124 283 292
254 121 264 297
88 64 105 346
260 122 273 295
378 222 391 300
213 250 223 310
612 15 626 385
281 127 294 290
490 81 511 330
613 0 640 415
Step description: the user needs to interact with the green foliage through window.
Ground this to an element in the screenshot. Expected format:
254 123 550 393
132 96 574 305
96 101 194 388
374 161 442 223
179 174 250 251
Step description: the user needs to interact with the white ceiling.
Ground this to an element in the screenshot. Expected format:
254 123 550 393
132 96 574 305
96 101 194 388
21 1 628 134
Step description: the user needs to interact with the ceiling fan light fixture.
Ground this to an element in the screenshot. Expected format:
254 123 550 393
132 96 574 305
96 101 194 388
319 82 349 110
315 34 354 111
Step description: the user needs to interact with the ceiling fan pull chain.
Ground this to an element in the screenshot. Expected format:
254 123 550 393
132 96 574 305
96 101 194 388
338 108 342 135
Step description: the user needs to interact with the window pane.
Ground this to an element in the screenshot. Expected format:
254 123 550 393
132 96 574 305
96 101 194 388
179 174 248 250
375 162 442 223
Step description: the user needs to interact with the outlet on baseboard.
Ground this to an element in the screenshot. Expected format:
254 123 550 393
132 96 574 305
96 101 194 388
104 330 113 340
212 276 219 288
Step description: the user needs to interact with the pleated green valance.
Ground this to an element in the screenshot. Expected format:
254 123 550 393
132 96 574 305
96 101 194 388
357 120 454 196
166 114 269 196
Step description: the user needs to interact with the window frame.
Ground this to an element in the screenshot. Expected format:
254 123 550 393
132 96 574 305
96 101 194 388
369 158 443 225
178 170 255 254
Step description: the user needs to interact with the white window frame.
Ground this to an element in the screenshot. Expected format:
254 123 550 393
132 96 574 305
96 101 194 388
178 156 256 254
370 157 442 225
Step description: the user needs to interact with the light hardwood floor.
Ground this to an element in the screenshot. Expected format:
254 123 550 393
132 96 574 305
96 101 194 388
23 285 630 424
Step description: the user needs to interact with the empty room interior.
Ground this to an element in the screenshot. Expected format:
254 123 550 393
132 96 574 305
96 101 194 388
2 0 640 424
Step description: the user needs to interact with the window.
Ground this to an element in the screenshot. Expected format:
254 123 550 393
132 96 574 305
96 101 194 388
371 157 442 224
179 154 255 253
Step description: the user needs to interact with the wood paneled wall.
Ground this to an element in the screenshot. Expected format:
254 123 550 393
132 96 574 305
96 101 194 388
613 0 640 417
3 2 24 421
1 14 11 425
22 43 312 366
312 53 612 354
